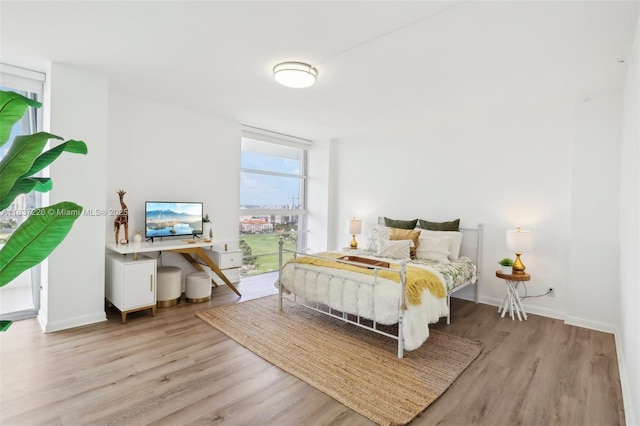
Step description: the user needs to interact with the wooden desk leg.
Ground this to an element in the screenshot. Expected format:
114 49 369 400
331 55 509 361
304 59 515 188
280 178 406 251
193 247 242 297
167 247 242 297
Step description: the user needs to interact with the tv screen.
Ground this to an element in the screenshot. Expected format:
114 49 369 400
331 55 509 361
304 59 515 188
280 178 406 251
145 201 203 239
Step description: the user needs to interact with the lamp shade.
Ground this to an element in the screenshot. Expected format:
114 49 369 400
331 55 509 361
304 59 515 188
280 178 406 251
506 228 533 253
273 62 318 88
347 218 362 235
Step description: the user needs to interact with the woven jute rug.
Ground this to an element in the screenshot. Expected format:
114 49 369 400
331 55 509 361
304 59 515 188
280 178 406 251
196 295 482 426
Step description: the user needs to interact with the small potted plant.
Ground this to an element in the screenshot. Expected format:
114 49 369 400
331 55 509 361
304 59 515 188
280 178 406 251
498 258 514 274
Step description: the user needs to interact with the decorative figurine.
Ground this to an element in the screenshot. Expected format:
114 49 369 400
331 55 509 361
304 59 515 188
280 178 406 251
114 189 129 244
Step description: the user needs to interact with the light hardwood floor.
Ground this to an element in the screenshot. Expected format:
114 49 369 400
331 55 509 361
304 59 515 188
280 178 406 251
0 273 624 425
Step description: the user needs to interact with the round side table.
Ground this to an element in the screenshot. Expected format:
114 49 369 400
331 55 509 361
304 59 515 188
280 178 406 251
495 271 530 321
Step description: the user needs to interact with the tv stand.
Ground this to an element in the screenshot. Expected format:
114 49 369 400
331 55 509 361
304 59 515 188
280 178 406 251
105 240 242 297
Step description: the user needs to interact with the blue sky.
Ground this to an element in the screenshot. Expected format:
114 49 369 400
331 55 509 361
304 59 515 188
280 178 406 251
146 202 202 215
240 151 301 207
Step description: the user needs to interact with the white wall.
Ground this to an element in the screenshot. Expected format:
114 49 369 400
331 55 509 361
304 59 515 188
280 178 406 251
327 94 624 325
619 13 640 426
307 138 333 253
41 63 109 332
332 93 632 332
566 93 622 330
106 92 241 284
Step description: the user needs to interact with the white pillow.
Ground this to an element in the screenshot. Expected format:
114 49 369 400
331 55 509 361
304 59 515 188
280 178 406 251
365 225 390 252
416 236 450 263
376 239 411 259
420 230 463 259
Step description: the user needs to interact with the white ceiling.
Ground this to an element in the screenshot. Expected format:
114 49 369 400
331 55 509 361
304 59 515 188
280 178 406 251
1 1 638 140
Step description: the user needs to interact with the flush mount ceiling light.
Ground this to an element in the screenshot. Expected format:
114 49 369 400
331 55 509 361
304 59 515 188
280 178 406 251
273 61 318 88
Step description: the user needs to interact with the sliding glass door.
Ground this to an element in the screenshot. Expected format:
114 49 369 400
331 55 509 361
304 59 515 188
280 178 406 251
0 65 45 321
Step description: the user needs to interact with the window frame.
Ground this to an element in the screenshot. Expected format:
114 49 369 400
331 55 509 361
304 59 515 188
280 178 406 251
239 127 309 276
0 63 46 321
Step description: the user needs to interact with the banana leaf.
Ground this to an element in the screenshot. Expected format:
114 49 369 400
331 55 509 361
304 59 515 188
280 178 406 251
0 201 83 286
0 91 41 147
23 140 87 177
0 177 53 211
0 132 62 201
0 139 87 210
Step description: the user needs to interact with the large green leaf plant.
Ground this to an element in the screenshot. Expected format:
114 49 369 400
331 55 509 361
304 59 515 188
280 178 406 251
0 90 88 329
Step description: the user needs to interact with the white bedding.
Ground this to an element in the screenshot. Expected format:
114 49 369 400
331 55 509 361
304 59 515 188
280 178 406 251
278 253 476 351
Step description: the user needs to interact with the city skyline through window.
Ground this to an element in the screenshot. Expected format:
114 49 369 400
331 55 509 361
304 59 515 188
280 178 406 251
239 135 307 276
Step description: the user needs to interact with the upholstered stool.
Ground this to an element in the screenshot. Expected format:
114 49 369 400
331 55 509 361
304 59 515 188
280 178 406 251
157 266 182 307
185 271 211 303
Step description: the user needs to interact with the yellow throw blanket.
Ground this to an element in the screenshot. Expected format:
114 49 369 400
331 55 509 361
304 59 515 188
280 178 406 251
289 253 446 306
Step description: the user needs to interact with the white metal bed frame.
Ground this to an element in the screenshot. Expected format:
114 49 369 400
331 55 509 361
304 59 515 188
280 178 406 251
277 222 483 358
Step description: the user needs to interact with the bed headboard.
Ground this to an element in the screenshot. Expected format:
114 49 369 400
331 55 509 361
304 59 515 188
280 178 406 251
376 216 484 267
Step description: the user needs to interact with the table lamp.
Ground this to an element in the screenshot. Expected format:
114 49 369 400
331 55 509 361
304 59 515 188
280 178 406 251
506 228 532 275
347 218 362 249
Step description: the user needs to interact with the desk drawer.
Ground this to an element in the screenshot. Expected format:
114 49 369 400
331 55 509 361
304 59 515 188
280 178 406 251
214 250 243 269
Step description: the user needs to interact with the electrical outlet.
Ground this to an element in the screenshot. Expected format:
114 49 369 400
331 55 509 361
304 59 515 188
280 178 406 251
548 287 555 297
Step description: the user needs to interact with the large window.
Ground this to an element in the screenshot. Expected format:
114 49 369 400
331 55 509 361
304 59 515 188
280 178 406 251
240 129 309 276
0 64 45 320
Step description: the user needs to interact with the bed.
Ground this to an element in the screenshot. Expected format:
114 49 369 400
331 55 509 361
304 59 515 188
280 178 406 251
276 218 483 358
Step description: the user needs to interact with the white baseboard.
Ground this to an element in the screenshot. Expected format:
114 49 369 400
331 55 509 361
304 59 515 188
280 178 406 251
39 311 107 333
564 315 617 334
518 300 566 321
454 293 567 322
614 328 638 426
456 292 617 333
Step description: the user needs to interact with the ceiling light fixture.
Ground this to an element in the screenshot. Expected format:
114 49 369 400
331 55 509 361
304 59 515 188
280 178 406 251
273 61 318 88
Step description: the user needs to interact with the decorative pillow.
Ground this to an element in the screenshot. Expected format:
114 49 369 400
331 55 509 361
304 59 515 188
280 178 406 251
415 236 451 263
389 227 421 258
420 230 463 259
418 218 460 231
383 217 418 230
376 239 411 259
365 225 390 252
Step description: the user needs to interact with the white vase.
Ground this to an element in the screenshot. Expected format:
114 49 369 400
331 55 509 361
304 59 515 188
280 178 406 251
500 265 512 274
132 231 143 243
203 222 213 239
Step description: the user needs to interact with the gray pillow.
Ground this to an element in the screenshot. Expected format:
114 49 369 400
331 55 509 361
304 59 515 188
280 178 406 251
383 217 418 230
418 218 460 231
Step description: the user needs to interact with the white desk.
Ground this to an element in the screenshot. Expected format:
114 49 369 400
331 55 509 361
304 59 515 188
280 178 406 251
106 239 242 297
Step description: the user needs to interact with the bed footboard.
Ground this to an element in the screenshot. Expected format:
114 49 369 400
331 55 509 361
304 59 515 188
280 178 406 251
277 239 408 358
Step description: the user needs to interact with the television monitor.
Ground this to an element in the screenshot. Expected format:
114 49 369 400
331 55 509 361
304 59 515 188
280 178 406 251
144 201 203 240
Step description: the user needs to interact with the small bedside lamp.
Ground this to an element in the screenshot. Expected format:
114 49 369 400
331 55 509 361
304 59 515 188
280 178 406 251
347 218 362 250
506 228 533 275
